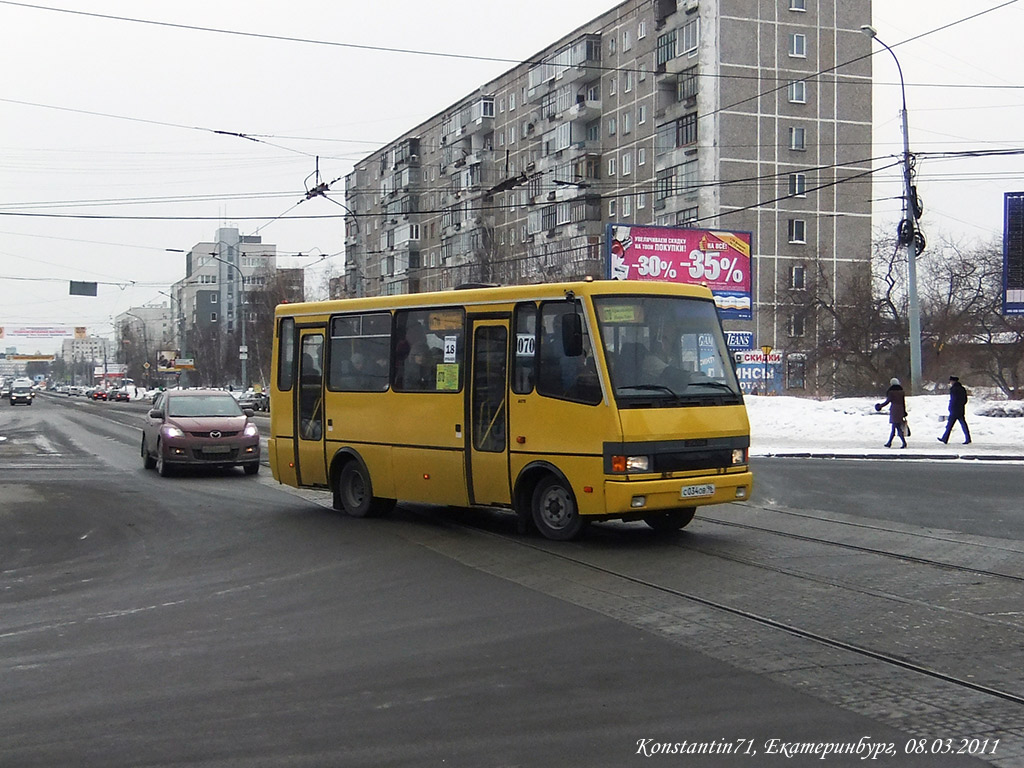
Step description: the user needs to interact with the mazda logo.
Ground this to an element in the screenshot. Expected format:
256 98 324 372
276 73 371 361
209 430 222 439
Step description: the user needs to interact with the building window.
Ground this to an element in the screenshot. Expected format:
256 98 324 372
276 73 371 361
788 81 806 103
624 71 633 93
608 76 617 96
790 126 806 151
211 312 218 322
609 199 617 217
623 29 632 52
789 313 806 337
680 66 699 100
682 18 700 55
638 147 646 166
622 151 632 176
211 294 218 304
790 0 807 10
680 112 698 146
638 192 647 209
679 207 699 225
607 157 617 176
623 110 633 134
622 196 632 217
788 173 807 197
607 116 617 136
787 357 806 389
638 104 647 124
789 34 806 58
790 264 807 289
656 29 677 66
638 20 647 39
788 219 806 244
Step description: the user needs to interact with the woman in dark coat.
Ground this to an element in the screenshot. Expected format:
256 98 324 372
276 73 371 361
875 377 907 448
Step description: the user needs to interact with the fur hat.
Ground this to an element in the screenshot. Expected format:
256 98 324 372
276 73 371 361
949 375 959 382
890 377 900 386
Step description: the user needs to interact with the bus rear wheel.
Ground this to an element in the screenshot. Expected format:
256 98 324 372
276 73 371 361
643 507 696 533
532 476 587 541
338 461 394 518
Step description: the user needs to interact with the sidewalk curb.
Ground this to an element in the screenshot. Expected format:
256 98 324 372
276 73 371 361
760 451 1024 462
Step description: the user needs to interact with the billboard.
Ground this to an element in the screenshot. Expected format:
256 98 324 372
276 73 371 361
1004 192 1024 314
0 326 72 338
607 223 753 319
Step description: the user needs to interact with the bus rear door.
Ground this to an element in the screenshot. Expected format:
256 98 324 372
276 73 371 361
295 329 328 487
467 319 511 507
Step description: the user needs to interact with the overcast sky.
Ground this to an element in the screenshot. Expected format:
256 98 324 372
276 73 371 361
1 0 1022 356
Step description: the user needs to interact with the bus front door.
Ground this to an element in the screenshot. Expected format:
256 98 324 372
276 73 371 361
467 320 511 507
295 330 328 487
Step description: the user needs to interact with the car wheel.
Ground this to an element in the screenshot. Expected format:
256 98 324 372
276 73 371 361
337 460 393 518
643 507 696 533
532 475 587 541
156 442 174 477
142 435 156 469
243 462 259 476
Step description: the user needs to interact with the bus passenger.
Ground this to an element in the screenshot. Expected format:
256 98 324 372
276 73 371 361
403 344 434 390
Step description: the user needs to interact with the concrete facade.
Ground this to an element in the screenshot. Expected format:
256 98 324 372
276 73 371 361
343 0 872 393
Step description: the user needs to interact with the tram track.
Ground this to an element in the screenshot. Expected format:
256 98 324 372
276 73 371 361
501 529 1024 709
697 507 1024 585
401 507 1024 722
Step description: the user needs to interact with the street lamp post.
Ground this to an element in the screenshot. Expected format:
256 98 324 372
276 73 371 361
861 25 923 395
124 311 150 389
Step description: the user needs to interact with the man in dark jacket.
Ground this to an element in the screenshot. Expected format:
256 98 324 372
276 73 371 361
939 375 972 444
875 377 907 448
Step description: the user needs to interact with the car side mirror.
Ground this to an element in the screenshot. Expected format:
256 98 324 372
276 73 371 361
148 409 164 419
243 408 255 417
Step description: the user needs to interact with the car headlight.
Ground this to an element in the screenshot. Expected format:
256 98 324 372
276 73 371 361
162 424 185 439
732 448 748 465
243 423 259 438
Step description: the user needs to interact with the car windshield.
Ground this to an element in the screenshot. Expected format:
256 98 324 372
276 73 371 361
594 294 742 407
167 395 243 418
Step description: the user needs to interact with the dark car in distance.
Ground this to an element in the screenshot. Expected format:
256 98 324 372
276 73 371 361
141 389 260 477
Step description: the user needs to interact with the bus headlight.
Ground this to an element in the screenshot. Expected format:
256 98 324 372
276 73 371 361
612 455 650 473
732 448 748 465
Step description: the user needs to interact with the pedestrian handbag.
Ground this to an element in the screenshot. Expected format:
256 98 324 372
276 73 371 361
903 418 911 437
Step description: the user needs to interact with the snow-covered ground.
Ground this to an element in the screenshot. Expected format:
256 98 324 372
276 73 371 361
746 393 1024 458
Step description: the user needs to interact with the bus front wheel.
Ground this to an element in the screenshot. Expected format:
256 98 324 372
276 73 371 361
338 461 394 518
644 507 696 533
532 476 587 541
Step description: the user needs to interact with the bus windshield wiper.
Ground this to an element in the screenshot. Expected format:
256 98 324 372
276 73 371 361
691 380 738 394
617 384 681 398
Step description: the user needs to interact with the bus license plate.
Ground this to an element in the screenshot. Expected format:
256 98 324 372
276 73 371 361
681 483 715 499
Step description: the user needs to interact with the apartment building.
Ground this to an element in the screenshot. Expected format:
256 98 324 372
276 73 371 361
344 0 873 393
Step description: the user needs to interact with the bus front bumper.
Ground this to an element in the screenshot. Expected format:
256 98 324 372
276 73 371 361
601 470 753 517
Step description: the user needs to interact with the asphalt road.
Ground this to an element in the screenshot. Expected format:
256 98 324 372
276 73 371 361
0 394 1013 767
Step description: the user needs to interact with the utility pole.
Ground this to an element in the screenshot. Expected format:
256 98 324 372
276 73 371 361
862 26 924 394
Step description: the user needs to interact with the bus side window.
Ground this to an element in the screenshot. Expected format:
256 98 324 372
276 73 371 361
512 302 537 394
278 317 296 391
393 308 464 393
537 302 601 405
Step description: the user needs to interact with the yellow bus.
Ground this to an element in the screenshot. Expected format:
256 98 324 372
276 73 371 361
269 280 752 540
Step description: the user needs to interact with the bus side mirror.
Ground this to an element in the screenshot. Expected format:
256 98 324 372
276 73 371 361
561 313 584 357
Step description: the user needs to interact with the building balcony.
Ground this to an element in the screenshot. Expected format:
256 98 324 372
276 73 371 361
565 98 601 123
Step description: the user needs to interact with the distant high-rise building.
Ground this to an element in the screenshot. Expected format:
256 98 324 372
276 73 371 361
170 227 305 385
344 0 873 394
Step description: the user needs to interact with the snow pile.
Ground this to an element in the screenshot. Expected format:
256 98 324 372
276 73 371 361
745 393 1023 457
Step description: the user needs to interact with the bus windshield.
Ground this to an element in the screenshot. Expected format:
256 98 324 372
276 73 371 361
594 295 741 406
